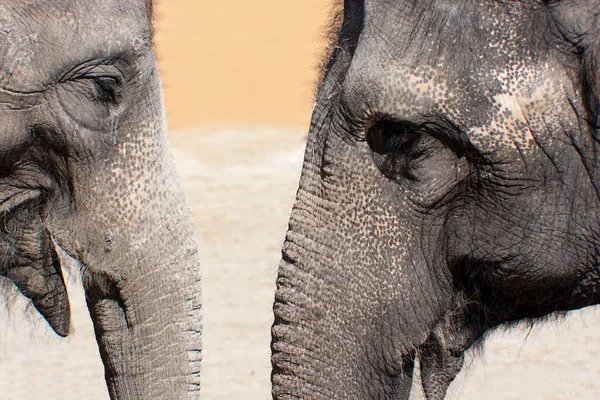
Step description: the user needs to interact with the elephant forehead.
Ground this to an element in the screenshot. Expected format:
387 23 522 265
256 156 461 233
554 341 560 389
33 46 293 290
343 27 570 156
344 58 568 157
466 63 567 154
338 0 579 156
0 1 150 92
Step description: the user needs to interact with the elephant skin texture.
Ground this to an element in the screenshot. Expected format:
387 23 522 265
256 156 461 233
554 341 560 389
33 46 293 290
0 1 202 399
271 1 600 399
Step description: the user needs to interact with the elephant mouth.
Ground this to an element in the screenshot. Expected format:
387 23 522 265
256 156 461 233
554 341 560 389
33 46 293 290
0 196 71 337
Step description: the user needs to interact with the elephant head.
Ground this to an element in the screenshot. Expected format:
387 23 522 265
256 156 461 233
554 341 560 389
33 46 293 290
272 1 600 399
0 1 201 398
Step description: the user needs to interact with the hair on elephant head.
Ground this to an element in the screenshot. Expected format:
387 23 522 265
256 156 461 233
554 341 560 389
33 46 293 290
0 0 202 398
272 0 600 399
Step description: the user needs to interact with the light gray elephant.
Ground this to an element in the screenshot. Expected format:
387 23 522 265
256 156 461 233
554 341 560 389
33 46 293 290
272 0 600 399
0 1 201 398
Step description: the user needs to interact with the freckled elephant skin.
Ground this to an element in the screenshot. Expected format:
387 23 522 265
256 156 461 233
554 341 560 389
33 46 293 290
272 1 600 399
0 1 202 399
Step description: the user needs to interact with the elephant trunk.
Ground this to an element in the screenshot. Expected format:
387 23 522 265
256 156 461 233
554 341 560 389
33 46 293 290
271 123 446 398
271 198 416 400
83 197 202 399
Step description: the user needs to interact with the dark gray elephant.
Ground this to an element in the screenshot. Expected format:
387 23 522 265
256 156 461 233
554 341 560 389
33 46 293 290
0 0 201 398
272 1 600 399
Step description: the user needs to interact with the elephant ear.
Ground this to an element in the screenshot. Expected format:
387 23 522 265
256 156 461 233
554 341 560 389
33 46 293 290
548 1 600 108
1 199 71 337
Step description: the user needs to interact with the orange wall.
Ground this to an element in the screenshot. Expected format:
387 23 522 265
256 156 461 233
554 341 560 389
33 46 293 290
153 1 332 129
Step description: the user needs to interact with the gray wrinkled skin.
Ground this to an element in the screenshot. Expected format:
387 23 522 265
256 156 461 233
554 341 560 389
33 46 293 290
0 1 202 398
272 1 600 399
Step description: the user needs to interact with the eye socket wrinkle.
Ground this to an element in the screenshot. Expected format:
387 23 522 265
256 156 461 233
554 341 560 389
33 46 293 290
56 59 127 106
56 57 126 83
365 116 489 182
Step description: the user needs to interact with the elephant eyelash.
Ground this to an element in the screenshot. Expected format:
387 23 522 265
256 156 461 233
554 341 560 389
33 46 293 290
2 212 10 234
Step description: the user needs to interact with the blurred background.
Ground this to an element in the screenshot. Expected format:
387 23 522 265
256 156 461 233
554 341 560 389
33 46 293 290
154 0 331 129
1 1 600 399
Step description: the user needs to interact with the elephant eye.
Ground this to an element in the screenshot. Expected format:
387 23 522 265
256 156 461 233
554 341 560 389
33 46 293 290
92 77 120 103
366 120 433 181
91 76 121 103
59 61 125 105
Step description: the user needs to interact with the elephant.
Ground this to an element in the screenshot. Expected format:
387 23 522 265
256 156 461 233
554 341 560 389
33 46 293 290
0 0 202 398
271 0 600 399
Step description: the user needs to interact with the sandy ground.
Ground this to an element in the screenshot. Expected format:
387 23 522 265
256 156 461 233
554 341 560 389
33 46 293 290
0 127 599 399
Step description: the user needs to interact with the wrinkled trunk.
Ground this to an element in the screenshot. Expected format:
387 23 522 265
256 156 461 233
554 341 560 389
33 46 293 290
83 110 202 398
272 205 421 400
83 191 201 398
